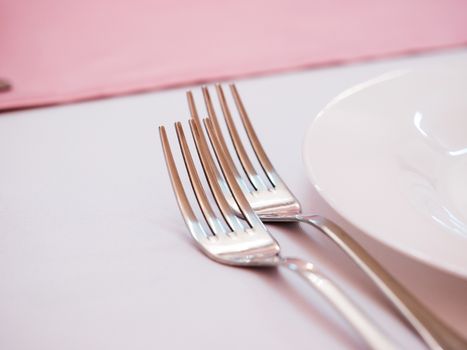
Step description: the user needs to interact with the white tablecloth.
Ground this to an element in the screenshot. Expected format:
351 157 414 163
1 49 466 349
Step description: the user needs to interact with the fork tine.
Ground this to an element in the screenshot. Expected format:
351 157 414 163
188 119 244 232
175 122 225 235
187 90 224 180
215 84 268 190
201 86 230 154
200 87 252 194
186 91 201 124
229 84 278 187
203 118 264 229
159 126 207 235
202 86 245 181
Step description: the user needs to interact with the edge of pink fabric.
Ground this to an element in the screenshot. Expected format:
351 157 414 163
1 0 467 111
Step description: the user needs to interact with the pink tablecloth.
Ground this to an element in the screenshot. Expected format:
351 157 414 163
1 0 467 111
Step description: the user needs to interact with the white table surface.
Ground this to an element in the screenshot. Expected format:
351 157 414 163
1 49 466 350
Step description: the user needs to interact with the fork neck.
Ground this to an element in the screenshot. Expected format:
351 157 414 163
258 213 304 222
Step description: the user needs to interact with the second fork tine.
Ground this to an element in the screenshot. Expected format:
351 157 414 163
229 84 279 185
215 84 268 191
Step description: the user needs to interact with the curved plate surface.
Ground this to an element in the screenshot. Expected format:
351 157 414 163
303 62 467 278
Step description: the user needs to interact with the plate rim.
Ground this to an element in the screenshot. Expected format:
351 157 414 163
302 66 467 279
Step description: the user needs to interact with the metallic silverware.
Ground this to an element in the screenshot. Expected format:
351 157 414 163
0 79 11 93
159 121 395 350
185 83 467 350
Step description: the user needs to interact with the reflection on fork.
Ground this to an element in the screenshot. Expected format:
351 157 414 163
184 83 467 350
159 122 395 350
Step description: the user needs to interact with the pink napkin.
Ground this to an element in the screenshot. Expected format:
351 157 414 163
1 0 467 111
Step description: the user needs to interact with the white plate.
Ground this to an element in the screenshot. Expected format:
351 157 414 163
303 62 467 278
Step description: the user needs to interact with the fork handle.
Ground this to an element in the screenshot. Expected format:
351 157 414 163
281 257 396 350
296 214 467 350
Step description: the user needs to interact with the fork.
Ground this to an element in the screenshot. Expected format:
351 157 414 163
159 121 396 350
185 83 467 350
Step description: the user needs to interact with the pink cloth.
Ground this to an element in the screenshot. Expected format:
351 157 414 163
1 0 467 111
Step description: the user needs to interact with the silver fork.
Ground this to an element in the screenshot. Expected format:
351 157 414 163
159 121 396 350
185 83 467 350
